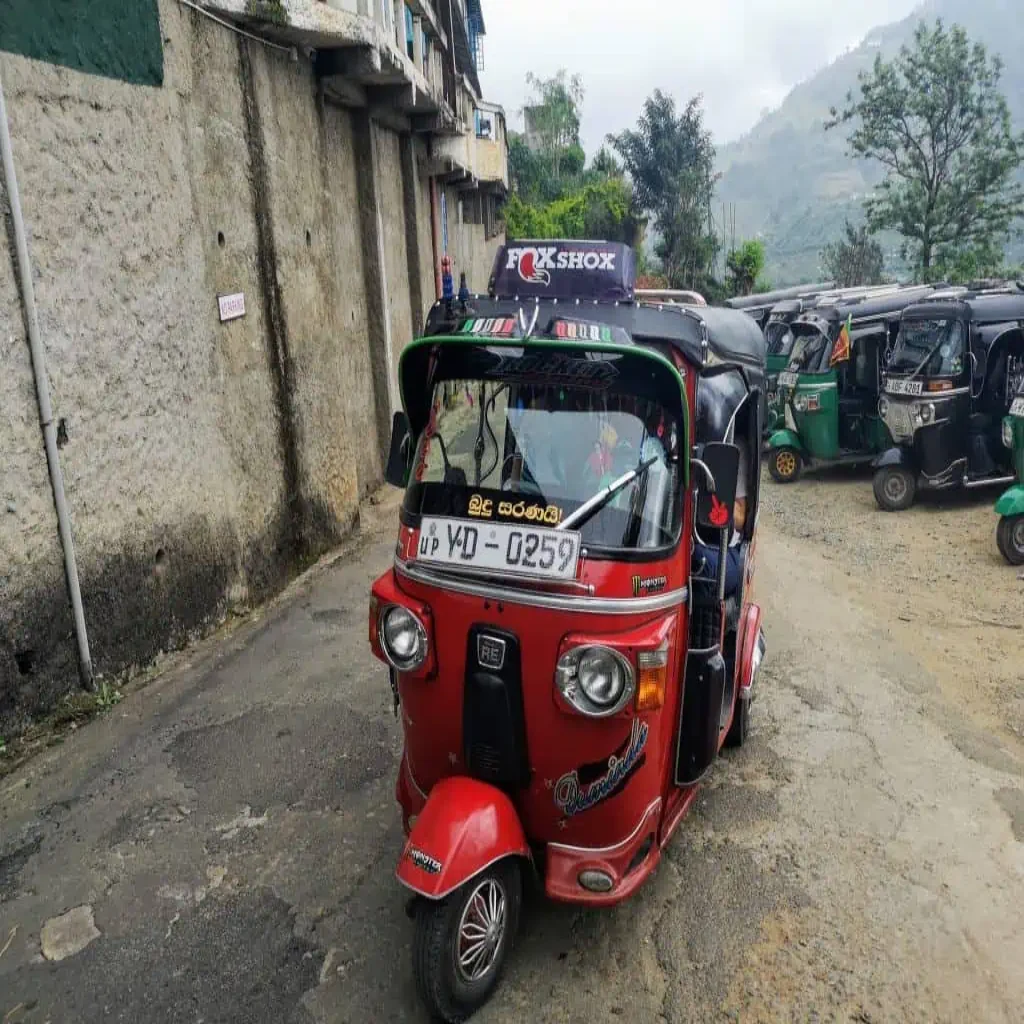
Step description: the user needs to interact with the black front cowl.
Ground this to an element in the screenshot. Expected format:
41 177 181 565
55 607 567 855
463 626 531 789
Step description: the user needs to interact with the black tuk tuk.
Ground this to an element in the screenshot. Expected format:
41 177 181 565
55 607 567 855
873 287 1024 511
726 282 835 332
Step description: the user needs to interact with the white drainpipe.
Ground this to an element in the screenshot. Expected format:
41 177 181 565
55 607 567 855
0 69 93 689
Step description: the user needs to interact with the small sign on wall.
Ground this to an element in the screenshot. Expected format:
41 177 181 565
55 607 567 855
218 292 246 322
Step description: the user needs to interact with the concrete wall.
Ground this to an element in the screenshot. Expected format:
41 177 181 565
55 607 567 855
441 185 502 295
0 0 501 732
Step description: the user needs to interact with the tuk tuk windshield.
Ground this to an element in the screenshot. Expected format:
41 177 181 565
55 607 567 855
766 320 796 358
786 323 831 373
889 319 965 377
406 378 683 552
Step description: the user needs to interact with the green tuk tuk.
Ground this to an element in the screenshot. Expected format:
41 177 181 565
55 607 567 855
766 288 935 483
994 372 1024 564
764 285 909 437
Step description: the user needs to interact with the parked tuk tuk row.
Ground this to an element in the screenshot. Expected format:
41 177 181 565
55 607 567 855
370 241 769 1021
745 278 1024 565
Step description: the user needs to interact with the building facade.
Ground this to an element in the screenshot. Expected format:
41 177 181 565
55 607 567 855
0 0 508 731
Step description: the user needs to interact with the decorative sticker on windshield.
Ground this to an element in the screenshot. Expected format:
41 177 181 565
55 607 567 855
468 493 564 526
459 317 520 338
552 318 630 345
553 720 649 820
489 351 618 388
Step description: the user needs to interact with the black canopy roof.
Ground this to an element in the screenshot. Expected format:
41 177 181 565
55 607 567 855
796 285 937 329
422 296 767 373
902 289 1024 329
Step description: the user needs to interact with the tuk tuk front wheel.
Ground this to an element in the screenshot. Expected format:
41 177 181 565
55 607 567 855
996 514 1024 565
768 447 802 484
412 859 522 1023
873 465 917 512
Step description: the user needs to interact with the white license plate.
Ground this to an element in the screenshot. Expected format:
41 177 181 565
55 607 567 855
417 517 581 581
886 377 923 396
1011 397 1024 417
778 371 799 388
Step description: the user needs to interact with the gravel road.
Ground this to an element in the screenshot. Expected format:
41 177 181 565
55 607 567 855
1 477 1022 1023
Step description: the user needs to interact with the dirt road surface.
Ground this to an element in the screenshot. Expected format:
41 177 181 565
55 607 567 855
1 474 1022 1023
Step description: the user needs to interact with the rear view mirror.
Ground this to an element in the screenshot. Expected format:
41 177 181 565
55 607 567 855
384 411 413 488
694 442 740 531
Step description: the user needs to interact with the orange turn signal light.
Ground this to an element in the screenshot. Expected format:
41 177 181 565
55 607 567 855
926 379 953 392
636 647 669 711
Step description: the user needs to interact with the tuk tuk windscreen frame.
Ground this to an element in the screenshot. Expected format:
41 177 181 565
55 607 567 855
396 336 691 559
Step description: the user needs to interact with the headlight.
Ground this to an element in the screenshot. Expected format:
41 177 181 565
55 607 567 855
878 395 890 417
917 402 935 424
380 606 428 671
556 645 635 717
793 394 808 412
1004 419 1015 449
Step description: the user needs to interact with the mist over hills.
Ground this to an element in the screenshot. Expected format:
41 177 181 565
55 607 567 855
714 0 1024 284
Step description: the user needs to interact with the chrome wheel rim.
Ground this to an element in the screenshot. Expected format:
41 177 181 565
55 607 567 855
456 878 507 984
883 472 907 504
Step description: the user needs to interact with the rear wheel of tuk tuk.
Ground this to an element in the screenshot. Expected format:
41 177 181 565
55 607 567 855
996 514 1024 565
412 859 522 1023
768 447 802 484
873 465 917 512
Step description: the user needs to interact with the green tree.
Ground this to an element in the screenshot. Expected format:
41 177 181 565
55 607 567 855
820 221 886 287
610 91 720 291
523 70 584 182
826 19 1024 279
725 240 766 296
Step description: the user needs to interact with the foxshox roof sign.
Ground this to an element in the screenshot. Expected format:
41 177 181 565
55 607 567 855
489 241 637 302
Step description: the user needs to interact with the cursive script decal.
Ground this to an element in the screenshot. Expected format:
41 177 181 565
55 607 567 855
553 720 649 819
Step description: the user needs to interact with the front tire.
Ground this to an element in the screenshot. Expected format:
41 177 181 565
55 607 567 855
412 859 522 1023
725 694 750 748
873 465 917 512
996 514 1024 565
768 446 802 484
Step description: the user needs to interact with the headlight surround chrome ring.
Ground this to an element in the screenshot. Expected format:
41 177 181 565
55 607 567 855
379 605 428 672
1004 419 1015 449
878 395 890 418
555 645 635 717
792 394 808 413
917 402 936 424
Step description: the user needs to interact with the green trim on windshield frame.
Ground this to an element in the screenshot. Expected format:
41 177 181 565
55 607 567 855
398 333 691 488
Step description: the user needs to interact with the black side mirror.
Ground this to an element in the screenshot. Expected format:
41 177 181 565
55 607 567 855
384 411 413 488
693 441 740 531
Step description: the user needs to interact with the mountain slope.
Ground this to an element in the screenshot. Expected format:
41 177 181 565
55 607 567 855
716 0 1024 284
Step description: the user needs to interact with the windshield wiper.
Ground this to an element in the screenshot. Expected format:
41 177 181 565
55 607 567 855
557 456 660 533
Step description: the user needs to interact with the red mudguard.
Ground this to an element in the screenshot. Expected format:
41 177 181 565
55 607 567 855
396 776 530 900
738 603 763 697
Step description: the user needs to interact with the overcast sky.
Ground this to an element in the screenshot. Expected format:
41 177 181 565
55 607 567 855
479 0 922 154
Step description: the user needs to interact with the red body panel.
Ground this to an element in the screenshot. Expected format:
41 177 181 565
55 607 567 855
738 603 763 696
396 776 530 899
374 345 762 909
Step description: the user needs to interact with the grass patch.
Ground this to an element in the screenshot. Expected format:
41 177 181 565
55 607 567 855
245 0 289 27
0 679 124 781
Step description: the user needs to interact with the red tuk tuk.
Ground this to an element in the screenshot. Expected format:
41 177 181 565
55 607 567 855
368 241 768 1021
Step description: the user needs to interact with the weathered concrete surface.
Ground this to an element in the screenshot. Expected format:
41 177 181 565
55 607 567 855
2 493 1022 1022
0 0 504 732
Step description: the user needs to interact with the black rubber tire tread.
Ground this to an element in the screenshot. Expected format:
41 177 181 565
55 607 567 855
725 694 750 748
872 466 916 512
412 859 522 1023
996 515 1024 566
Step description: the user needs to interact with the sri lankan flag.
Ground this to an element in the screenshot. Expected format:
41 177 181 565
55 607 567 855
830 314 852 367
